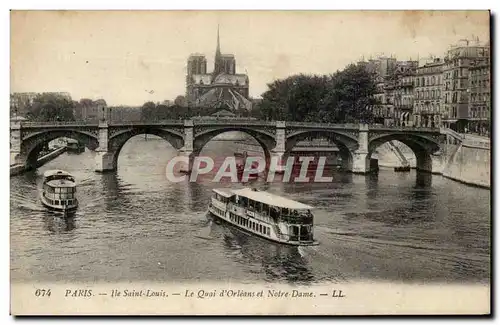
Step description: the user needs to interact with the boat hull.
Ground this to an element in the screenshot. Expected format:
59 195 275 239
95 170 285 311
40 195 78 213
66 147 85 154
207 210 319 247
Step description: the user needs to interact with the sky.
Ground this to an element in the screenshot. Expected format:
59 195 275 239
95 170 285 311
10 10 490 106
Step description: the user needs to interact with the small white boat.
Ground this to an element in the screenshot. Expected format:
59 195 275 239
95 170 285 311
207 187 319 246
40 170 78 214
65 139 85 154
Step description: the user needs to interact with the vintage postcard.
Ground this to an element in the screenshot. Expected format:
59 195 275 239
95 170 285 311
9 10 491 315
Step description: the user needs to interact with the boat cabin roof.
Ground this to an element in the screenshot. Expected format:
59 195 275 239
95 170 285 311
212 188 234 198
213 187 314 210
46 179 76 188
43 169 74 178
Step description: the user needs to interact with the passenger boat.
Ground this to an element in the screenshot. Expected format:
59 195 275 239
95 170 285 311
65 139 85 154
40 170 78 214
207 187 318 246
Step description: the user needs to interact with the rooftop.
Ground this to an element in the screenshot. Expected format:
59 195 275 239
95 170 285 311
189 53 206 58
213 187 314 210
43 169 74 178
46 179 76 188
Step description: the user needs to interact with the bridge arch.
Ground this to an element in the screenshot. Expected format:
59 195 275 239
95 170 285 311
193 127 276 163
107 127 185 171
368 133 441 173
285 130 358 170
20 130 99 170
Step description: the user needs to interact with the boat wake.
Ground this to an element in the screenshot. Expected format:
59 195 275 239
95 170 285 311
297 244 321 258
193 220 214 240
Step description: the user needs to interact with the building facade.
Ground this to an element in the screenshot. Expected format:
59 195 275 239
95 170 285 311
185 27 252 111
467 59 490 136
359 57 397 125
361 57 417 126
74 98 107 122
442 41 490 131
392 60 418 126
413 58 444 128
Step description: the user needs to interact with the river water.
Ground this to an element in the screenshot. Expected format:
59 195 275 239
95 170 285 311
10 136 490 285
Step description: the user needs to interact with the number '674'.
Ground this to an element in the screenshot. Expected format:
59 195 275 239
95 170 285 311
35 289 51 297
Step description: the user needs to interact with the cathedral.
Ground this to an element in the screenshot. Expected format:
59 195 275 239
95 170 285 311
185 27 252 111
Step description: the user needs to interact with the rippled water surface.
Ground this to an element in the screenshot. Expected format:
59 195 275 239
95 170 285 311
10 136 491 284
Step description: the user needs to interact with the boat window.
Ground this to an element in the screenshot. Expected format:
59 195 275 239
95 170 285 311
54 200 59 205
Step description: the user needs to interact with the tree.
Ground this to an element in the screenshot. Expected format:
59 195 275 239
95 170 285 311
258 65 379 123
155 104 171 120
29 93 76 122
323 64 379 123
140 101 157 121
174 95 186 107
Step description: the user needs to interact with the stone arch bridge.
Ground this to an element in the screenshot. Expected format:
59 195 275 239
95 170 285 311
10 118 461 175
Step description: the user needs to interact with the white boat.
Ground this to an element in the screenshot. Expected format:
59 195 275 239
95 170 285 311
207 187 319 246
40 170 78 214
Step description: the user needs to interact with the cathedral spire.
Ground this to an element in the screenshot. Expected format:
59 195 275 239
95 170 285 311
214 25 223 78
216 24 221 57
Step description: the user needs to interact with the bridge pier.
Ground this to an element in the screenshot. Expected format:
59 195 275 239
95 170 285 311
268 151 286 174
351 151 369 174
415 153 444 174
268 121 286 173
178 120 195 174
95 151 116 173
94 121 116 173
10 117 23 166
177 149 195 174
350 124 370 174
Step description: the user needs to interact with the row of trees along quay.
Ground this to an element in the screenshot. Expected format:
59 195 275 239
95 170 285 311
13 64 380 124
